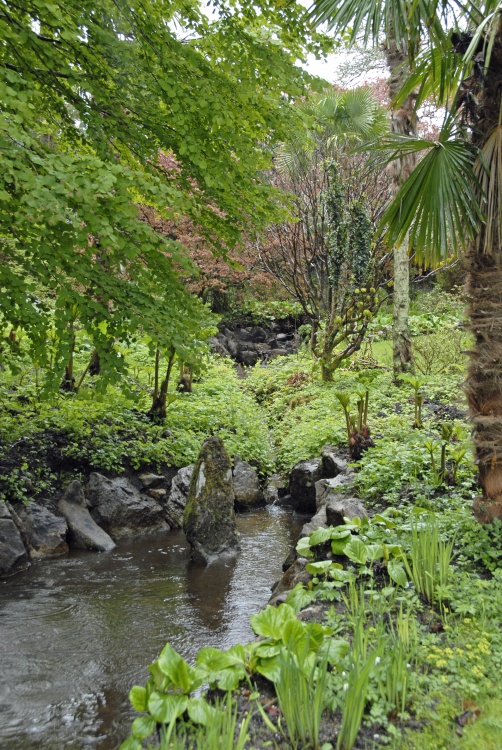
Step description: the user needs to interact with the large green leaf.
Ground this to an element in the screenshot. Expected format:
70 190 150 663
387 558 408 587
131 716 156 740
344 538 368 565
378 119 482 263
129 686 147 712
250 603 297 639
187 697 219 726
147 692 188 724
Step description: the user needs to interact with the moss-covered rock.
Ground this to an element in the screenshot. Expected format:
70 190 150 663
183 436 239 564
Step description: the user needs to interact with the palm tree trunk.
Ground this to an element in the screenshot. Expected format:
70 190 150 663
466 26 502 522
384 38 416 379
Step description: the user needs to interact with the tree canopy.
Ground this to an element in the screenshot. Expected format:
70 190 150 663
0 0 329 384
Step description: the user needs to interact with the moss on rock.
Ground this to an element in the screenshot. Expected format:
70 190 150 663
183 436 239 564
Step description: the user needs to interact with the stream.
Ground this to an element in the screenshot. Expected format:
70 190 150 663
0 506 303 750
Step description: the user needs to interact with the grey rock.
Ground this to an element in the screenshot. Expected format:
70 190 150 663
62 479 87 506
86 474 168 537
289 458 324 514
321 446 348 478
166 465 194 528
139 473 165 490
0 502 29 575
209 337 230 357
183 436 239 565
326 497 368 528
225 336 241 359
58 481 116 552
300 506 327 538
251 326 268 343
17 503 68 558
0 501 12 519
276 333 288 341
269 558 311 605
240 350 259 367
264 473 288 505
233 457 265 510
315 474 354 510
255 342 271 354
237 328 254 342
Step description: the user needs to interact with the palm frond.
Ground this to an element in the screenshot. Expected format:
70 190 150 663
309 0 448 55
394 46 469 111
376 119 482 264
474 124 502 253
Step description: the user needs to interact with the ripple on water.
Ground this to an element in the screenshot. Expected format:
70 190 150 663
0 508 303 750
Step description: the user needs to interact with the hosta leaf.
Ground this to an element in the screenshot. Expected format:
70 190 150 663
344 538 368 565
366 543 384 562
119 737 142 750
255 643 281 658
147 692 187 724
331 538 350 555
387 559 408 588
285 582 316 612
211 666 246 691
319 638 350 664
306 560 334 575
196 645 245 671
374 514 396 529
131 716 156 740
129 686 147 712
187 697 218 726
296 537 312 557
330 528 352 540
255 655 282 683
309 527 333 546
250 604 296 639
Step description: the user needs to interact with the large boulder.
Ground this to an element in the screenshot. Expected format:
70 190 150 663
326 497 368 527
240 350 259 367
321 446 348 479
300 506 328 538
233 457 265 510
289 458 324 514
86 473 168 537
165 465 194 529
16 502 68 558
0 502 29 576
183 437 239 564
58 481 116 552
315 474 354 511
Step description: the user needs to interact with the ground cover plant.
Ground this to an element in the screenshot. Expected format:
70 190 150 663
117 289 501 749
0 353 274 505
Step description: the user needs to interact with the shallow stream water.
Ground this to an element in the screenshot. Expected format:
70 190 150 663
0 507 303 750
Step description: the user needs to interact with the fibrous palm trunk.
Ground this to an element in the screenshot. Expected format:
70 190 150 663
466 26 502 522
384 38 416 379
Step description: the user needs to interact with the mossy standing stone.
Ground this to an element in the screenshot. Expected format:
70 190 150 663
183 437 239 564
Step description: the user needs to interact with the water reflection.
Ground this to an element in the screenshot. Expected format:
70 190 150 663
0 507 302 750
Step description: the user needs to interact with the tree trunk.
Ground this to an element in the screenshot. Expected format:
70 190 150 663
466 26 502 522
148 349 175 421
384 38 416 379
393 239 413 377
60 321 76 392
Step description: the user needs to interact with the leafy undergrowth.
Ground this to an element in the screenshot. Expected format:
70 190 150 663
0 358 273 504
120 505 502 749
120 346 502 749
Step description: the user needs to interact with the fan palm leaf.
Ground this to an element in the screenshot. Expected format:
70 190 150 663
374 116 482 264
